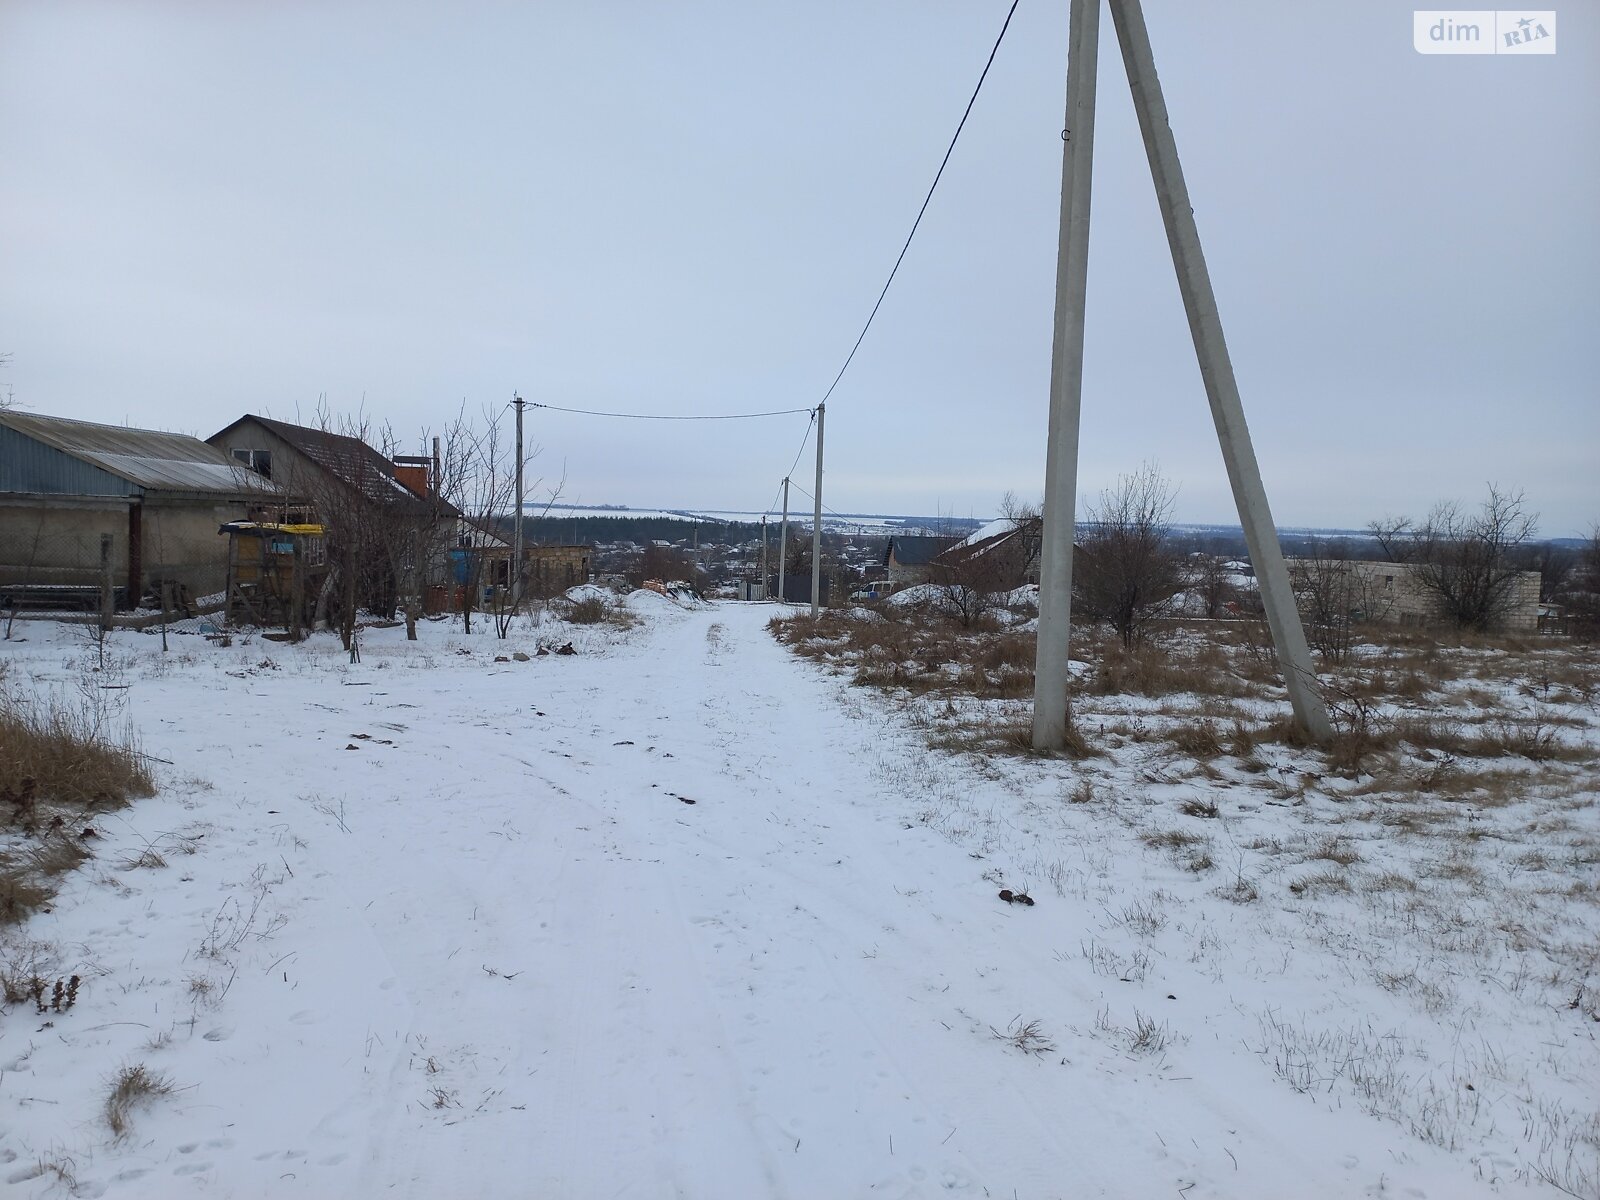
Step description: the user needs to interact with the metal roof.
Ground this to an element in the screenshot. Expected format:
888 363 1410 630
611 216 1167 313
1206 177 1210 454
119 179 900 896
0 412 280 497
884 535 960 567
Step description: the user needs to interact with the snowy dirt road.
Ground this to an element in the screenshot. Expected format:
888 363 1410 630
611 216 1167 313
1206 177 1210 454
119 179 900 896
1 601 1543 1198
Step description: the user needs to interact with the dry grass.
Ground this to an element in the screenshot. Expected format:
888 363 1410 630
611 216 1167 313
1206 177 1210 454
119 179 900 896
105 1063 173 1137
991 1016 1056 1055
0 683 155 926
0 688 153 813
0 870 52 925
119 847 168 871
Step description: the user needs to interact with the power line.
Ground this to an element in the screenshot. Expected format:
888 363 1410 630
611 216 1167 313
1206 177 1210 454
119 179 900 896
816 0 1021 410
531 401 813 421
785 480 850 524
759 408 820 520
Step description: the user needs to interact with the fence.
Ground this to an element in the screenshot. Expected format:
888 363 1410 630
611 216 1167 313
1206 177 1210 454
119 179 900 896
0 526 228 623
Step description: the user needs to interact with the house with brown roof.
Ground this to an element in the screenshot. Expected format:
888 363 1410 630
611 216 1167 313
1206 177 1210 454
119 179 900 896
930 518 1043 591
208 415 456 617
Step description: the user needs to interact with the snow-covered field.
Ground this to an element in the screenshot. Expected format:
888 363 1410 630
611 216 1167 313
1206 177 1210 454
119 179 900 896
1 601 1596 1198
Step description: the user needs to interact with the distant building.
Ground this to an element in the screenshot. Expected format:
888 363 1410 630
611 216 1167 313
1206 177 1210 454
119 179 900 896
883 535 960 586
209 415 457 613
1291 558 1542 633
1 411 279 609
930 519 1043 590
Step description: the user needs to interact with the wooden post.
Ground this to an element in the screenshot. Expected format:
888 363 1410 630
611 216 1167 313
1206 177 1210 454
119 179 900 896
160 580 173 652
127 504 143 607
99 533 114 630
290 537 304 642
226 532 239 628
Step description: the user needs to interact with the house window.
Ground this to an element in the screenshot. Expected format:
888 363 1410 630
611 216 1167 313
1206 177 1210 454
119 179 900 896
232 448 272 479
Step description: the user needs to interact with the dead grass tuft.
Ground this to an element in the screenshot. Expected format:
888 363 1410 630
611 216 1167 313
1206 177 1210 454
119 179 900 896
1168 721 1225 760
0 869 51 925
0 688 153 813
105 1063 173 1137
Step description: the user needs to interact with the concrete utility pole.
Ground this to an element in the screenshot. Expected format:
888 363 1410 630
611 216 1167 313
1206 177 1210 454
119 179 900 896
512 393 526 609
1108 0 1330 740
761 515 769 600
778 477 790 605
1032 0 1101 752
1032 0 1332 749
810 402 825 617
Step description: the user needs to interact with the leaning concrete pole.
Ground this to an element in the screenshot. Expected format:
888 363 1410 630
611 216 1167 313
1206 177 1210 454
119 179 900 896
1108 0 1332 741
810 402 825 617
1031 0 1101 752
778 477 790 606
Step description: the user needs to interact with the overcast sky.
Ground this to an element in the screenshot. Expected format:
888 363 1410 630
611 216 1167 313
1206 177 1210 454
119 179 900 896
3 1 1596 534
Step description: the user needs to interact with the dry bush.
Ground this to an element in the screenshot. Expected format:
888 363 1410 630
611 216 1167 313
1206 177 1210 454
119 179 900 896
1394 715 1589 763
564 596 610 624
0 937 57 1005
105 1063 173 1137
1168 722 1224 761
1088 634 1257 700
0 688 153 812
28 836 90 878
0 870 51 925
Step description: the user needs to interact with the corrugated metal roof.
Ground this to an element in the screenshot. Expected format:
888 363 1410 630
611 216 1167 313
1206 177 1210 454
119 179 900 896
0 412 280 497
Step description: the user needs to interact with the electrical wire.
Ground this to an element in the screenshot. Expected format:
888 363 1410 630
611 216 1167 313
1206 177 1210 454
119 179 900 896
815 0 1021 410
531 401 813 421
786 480 851 524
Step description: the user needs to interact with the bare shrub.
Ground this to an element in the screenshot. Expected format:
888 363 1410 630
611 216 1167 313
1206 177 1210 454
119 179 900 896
564 596 611 625
1371 485 1538 633
1075 464 1187 649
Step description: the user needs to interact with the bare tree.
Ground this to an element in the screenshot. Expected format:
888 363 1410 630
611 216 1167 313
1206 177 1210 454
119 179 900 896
1188 553 1235 620
1370 484 1538 632
929 498 1039 628
1288 539 1393 664
1074 463 1186 649
1559 526 1600 640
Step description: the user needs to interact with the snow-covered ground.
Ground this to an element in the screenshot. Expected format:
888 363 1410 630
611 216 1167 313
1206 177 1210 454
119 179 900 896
1 602 1595 1198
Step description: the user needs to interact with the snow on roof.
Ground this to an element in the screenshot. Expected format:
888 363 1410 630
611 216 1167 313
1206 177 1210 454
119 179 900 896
954 518 1014 549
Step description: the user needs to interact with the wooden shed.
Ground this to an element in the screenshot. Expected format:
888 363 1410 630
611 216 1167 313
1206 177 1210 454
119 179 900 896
221 522 328 634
